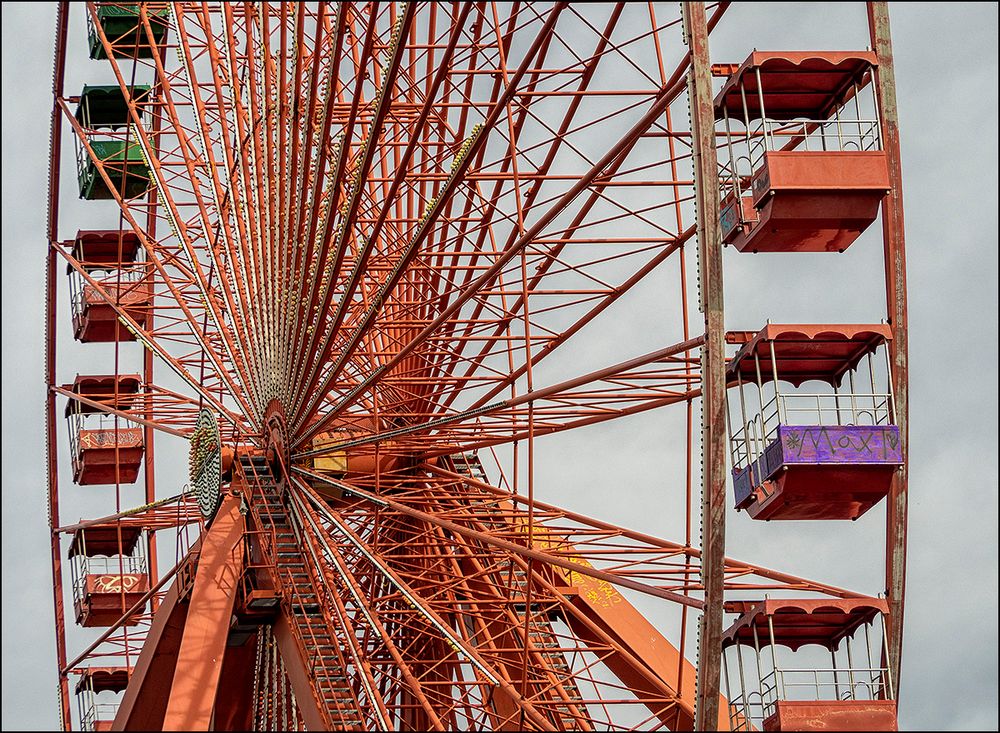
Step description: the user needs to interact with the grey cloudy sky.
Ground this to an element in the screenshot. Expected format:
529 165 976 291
2 2 998 731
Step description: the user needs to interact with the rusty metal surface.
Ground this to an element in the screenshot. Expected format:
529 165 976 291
763 700 898 731
868 1 910 699
684 3 728 729
45 3 71 727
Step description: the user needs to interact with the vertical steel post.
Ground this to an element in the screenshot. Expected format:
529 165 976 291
46 3 71 729
142 10 170 607
683 3 727 729
867 0 909 698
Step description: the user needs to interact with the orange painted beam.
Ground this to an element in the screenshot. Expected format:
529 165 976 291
533 525 731 730
562 585 730 730
112 574 189 731
210 635 258 731
162 495 245 730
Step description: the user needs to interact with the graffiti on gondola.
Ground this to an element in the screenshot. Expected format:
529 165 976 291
781 425 903 463
79 427 143 449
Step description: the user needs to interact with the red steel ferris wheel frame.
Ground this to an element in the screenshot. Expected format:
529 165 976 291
43 3 908 731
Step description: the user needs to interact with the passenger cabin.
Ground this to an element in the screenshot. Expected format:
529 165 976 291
75 85 151 200
69 229 149 342
87 2 169 60
723 598 897 731
75 666 130 732
714 51 889 252
726 324 901 520
70 523 149 628
66 374 144 485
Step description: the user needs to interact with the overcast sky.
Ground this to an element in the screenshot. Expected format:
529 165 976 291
2 2 998 731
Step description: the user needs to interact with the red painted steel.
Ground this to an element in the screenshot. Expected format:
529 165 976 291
69 523 144 557
75 667 131 694
112 574 191 731
763 700 898 731
69 233 150 342
868 1 911 696
727 324 893 386
753 152 889 201
715 51 879 120
722 598 889 651
724 151 889 252
744 464 897 521
75 573 149 628
73 283 149 343
65 374 141 412
44 3 908 730
209 639 257 732
161 495 245 730
70 230 142 265
71 428 144 485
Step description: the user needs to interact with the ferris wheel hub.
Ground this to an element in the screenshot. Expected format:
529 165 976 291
44 5 910 730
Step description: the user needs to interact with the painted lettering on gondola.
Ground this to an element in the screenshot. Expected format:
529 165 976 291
91 574 143 594
720 202 739 236
83 284 147 307
79 428 143 450
780 425 902 463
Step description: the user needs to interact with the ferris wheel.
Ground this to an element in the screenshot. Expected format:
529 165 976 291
45 2 909 731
